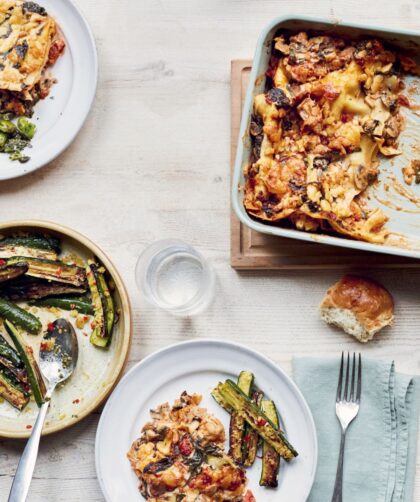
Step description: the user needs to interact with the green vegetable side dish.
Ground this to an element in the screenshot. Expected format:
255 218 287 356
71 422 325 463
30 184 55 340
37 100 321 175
33 296 94 315
0 333 23 368
260 399 281 487
242 389 263 467
0 234 61 260
87 261 114 348
0 114 36 163
0 297 42 334
212 379 298 461
0 231 119 413
4 320 46 407
0 261 28 283
229 370 254 464
17 117 36 140
0 367 29 410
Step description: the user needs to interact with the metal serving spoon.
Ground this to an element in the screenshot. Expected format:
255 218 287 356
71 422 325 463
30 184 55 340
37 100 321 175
8 319 79 502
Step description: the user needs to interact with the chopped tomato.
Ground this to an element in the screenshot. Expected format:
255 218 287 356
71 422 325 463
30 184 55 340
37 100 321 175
48 39 66 66
47 322 54 332
341 112 354 123
0 259 6 266
178 434 193 456
398 94 410 107
244 490 256 502
257 418 267 427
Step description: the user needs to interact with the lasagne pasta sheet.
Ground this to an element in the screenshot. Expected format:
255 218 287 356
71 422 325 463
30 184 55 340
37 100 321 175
0 0 65 115
244 32 418 243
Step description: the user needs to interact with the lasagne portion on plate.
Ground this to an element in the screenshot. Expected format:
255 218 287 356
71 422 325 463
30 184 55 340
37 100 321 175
0 0 65 116
244 32 419 243
128 392 255 502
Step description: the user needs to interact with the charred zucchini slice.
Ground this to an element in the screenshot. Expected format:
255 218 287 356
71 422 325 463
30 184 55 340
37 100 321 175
0 235 60 260
0 334 28 390
96 268 115 335
4 320 46 406
0 333 23 367
33 296 94 315
3 277 87 301
0 297 41 334
229 371 254 463
5 257 86 287
260 400 281 487
242 389 263 467
212 380 298 461
86 261 108 348
0 261 28 283
0 367 29 410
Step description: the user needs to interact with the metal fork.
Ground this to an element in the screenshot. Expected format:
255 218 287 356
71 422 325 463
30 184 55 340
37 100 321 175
331 352 362 502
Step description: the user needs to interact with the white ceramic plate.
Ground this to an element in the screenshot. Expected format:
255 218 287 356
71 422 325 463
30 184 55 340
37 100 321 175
0 0 97 180
95 340 318 502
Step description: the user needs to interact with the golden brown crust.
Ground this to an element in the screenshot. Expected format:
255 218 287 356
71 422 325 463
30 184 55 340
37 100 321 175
321 275 394 334
244 32 420 244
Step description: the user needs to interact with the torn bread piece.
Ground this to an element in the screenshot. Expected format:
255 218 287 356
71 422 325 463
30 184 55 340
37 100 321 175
320 275 394 342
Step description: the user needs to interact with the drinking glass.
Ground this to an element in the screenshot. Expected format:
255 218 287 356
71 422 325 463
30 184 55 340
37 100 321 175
135 239 215 316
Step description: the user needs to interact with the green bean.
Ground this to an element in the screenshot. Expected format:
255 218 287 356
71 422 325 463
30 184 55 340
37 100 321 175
17 117 36 140
0 119 16 134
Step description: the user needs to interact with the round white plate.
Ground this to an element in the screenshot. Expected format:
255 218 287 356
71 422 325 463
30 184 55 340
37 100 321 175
0 0 97 180
95 340 318 502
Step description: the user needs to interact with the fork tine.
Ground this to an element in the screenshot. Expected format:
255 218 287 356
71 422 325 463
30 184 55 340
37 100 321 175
344 353 350 401
350 353 356 401
336 352 344 402
356 353 362 403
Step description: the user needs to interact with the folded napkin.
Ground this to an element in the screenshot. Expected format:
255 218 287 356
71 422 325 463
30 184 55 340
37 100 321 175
293 357 420 502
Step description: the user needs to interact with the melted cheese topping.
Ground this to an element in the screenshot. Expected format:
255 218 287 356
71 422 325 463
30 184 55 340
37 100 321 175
0 0 57 92
244 33 415 244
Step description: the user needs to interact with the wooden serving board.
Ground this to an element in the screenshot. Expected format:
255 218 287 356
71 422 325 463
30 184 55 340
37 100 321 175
230 60 420 269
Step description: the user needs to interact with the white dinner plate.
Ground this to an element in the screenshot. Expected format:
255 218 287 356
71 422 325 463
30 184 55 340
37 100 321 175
95 339 318 502
0 0 97 180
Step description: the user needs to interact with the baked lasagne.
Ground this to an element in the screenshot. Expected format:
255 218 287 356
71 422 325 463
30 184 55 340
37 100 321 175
128 392 255 502
244 32 419 243
0 0 65 117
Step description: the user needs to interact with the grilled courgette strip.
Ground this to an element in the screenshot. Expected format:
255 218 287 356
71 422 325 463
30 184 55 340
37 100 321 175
0 262 28 283
212 380 298 461
86 261 108 348
0 368 29 410
0 333 23 367
0 334 28 391
33 296 94 315
229 371 254 464
96 268 115 335
260 399 281 487
242 389 263 467
0 235 60 260
4 279 87 301
5 257 86 287
0 297 41 334
5 320 46 407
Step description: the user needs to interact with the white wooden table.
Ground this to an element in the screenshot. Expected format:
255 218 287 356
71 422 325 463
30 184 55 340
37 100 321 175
0 0 419 500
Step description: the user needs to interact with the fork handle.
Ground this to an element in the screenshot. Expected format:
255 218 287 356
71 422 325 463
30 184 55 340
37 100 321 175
331 431 346 502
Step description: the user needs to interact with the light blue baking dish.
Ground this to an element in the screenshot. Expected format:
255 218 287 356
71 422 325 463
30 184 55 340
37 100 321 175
232 16 420 259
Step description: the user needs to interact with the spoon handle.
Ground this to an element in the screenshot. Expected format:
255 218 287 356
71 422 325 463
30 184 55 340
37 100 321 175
8 396 52 502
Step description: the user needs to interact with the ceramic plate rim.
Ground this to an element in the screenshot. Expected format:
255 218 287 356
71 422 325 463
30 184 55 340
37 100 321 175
0 219 132 438
95 338 318 501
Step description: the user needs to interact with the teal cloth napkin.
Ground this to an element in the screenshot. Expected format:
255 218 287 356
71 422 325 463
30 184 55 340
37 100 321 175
293 357 420 502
